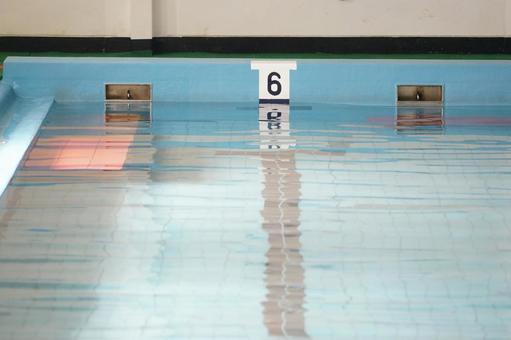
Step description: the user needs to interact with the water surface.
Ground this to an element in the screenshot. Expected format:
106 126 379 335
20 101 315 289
1 102 511 339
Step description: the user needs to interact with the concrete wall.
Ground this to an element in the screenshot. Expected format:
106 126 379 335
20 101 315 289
153 0 511 37
1 0 511 38
0 0 130 37
0 0 152 39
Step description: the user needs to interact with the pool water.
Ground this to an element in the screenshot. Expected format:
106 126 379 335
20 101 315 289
1 101 511 339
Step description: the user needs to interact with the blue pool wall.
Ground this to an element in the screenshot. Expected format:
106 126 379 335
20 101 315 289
1 57 511 198
2 57 511 106
0 83 14 112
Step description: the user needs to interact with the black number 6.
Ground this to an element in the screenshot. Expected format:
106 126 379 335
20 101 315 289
267 72 282 96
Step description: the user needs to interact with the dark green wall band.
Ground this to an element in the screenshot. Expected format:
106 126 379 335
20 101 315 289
1 37 511 54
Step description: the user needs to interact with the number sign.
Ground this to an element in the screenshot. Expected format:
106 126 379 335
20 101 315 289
251 61 297 104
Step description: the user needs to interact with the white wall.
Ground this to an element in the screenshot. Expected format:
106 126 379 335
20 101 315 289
131 0 153 40
154 0 511 37
0 0 130 37
1 0 511 38
507 0 511 36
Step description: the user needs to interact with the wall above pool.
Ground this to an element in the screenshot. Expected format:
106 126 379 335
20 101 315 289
2 57 511 106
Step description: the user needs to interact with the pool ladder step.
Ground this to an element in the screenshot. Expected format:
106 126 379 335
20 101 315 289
104 84 152 122
397 85 443 106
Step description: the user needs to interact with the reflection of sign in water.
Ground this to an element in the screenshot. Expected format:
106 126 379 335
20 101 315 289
260 151 307 338
396 106 444 134
216 104 348 337
259 104 295 150
258 104 308 337
258 103 290 122
105 102 151 123
218 104 314 336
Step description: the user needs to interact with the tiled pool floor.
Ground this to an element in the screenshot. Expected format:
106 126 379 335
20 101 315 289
1 102 511 339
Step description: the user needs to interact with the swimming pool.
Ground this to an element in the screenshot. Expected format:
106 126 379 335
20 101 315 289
0 58 511 339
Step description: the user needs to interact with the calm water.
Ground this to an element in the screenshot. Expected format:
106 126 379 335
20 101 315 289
1 102 511 339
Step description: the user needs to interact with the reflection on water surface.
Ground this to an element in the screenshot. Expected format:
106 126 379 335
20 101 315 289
0 102 511 339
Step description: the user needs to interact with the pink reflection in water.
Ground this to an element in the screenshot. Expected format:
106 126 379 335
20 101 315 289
24 135 133 170
369 116 511 126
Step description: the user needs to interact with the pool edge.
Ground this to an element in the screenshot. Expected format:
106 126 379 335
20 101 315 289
0 90 54 198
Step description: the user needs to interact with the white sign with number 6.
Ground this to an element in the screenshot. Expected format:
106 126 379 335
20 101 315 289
251 61 297 104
